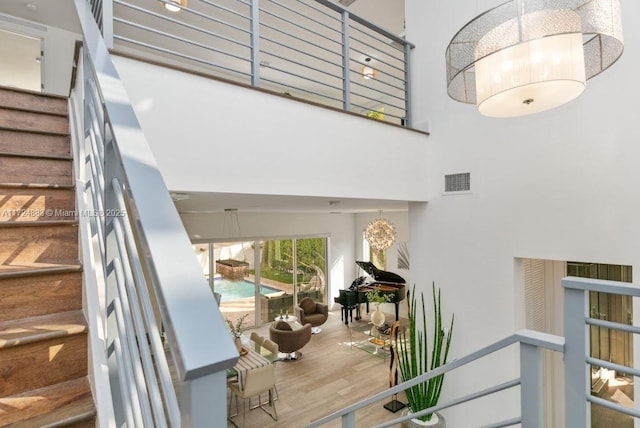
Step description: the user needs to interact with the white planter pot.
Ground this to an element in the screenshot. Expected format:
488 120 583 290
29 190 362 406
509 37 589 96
401 410 446 428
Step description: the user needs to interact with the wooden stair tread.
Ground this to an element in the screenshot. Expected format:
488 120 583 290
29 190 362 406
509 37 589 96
0 151 72 161
0 183 75 190
0 109 69 136
0 86 68 117
0 264 82 279
0 125 70 137
0 264 81 278
0 377 94 428
0 219 78 228
0 310 87 350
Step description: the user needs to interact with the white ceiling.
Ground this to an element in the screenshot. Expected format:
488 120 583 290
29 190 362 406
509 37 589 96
0 0 80 33
171 191 409 214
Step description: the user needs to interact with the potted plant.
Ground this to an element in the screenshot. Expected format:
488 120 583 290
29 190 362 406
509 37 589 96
366 285 393 327
225 313 249 352
395 283 454 427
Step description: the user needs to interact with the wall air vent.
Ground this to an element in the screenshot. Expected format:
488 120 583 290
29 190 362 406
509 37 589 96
444 172 471 194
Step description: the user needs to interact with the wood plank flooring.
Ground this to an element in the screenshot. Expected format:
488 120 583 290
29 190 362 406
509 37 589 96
226 311 407 427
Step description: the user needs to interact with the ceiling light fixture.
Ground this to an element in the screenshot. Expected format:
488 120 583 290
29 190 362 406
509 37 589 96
446 0 624 118
161 0 187 12
365 211 396 251
361 57 376 80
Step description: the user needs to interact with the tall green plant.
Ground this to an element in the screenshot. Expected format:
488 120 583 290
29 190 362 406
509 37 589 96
395 283 454 422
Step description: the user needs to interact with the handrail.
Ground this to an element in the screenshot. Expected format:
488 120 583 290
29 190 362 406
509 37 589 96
74 0 239 425
94 0 414 126
307 329 564 427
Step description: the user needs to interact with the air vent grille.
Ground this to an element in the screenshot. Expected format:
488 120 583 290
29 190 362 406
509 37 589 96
444 172 471 193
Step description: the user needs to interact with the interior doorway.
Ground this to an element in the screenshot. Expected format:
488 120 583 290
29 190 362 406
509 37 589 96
567 262 634 428
0 28 42 91
521 259 634 427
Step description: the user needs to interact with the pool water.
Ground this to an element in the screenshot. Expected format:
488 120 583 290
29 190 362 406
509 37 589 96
214 278 283 302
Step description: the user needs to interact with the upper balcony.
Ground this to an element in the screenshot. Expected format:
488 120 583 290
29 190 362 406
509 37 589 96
99 0 414 127
92 0 429 203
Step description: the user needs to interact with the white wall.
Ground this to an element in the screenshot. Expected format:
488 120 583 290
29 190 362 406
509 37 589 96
406 0 640 425
112 56 429 203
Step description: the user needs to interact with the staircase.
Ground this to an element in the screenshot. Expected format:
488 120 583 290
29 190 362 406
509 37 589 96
0 87 96 426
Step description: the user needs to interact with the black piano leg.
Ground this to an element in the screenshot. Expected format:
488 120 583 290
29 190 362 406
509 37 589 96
355 304 361 321
395 303 399 321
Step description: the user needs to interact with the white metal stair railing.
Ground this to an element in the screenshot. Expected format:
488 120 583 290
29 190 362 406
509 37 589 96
307 329 565 428
70 1 239 426
563 276 640 427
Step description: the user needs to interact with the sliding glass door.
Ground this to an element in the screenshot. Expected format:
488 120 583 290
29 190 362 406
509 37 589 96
194 236 328 328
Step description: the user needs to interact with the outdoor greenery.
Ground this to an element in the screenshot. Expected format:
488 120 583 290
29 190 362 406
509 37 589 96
253 266 302 284
395 283 454 422
258 238 326 284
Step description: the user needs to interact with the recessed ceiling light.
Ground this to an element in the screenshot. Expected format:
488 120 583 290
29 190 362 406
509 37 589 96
25 3 37 11
161 0 186 12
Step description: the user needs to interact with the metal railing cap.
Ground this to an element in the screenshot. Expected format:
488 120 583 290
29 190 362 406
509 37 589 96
562 276 640 296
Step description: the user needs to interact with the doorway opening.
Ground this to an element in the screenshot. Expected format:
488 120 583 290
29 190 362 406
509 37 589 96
567 262 634 428
0 28 42 91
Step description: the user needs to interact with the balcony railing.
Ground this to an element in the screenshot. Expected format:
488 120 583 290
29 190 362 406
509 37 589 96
90 0 414 126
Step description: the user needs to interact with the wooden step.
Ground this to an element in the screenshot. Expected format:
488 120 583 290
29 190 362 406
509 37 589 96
0 221 79 272
0 310 87 350
0 185 75 222
0 377 94 427
0 325 87 396
0 86 68 117
0 155 72 185
0 108 69 135
0 129 70 158
0 266 82 322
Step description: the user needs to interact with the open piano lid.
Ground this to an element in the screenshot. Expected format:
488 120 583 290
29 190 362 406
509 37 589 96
355 261 406 284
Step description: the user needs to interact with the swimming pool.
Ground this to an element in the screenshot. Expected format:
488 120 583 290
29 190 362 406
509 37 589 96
214 278 283 302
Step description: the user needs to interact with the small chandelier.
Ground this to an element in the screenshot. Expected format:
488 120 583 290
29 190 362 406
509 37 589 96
446 0 624 117
365 212 396 251
161 0 187 12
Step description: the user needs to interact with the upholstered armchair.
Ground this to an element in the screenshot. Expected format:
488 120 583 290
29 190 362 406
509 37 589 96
269 321 312 360
295 297 328 334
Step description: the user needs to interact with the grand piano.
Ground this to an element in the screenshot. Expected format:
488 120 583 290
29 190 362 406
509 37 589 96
334 261 406 325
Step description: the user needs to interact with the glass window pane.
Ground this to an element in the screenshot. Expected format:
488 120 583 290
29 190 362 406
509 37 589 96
259 239 294 323
296 237 327 304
